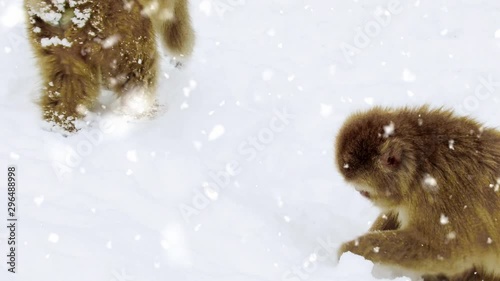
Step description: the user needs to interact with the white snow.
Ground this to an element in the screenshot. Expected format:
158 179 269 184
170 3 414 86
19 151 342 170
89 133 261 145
101 34 121 49
2 5 24 28
71 8 91 28
440 214 449 225
202 183 218 200
2 0 500 281
33 195 45 206
69 0 90 8
40 36 72 47
113 88 156 117
29 7 62 26
320 103 333 117
208 124 225 141
48 233 59 243
262 69 275 81
383 121 395 138
423 174 438 192
402 68 416 82
448 139 455 150
9 152 20 159
75 104 89 115
126 150 138 162
199 1 212 16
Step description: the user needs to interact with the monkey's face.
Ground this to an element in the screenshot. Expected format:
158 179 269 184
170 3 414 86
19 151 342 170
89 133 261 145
335 111 417 209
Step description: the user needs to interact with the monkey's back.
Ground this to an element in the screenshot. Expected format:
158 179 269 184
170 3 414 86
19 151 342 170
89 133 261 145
389 107 500 270
25 0 157 91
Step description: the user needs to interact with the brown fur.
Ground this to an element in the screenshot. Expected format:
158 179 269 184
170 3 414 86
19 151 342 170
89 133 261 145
335 106 500 280
24 0 194 131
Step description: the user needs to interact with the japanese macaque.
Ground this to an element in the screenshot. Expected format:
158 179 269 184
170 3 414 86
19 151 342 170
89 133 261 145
24 0 195 132
335 106 500 281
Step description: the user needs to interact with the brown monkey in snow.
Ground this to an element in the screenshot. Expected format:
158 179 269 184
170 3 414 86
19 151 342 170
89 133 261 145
335 106 500 281
24 0 194 132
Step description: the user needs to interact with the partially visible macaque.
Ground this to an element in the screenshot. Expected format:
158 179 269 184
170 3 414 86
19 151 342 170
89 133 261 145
24 0 194 132
335 106 500 280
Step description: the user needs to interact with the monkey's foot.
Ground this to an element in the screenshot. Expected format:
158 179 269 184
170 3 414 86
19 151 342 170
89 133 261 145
112 88 160 119
43 109 80 134
41 98 94 133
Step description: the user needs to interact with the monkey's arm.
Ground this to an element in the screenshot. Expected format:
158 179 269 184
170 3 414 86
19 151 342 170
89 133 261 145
369 212 399 232
339 230 457 275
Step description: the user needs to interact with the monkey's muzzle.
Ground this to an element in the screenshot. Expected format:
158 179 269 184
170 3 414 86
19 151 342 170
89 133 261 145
352 184 372 199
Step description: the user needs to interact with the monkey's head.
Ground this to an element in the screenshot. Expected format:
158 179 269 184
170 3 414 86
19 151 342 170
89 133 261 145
335 108 418 209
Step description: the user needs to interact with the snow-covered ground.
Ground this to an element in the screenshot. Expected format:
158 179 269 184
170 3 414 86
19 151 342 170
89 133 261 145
1 0 500 280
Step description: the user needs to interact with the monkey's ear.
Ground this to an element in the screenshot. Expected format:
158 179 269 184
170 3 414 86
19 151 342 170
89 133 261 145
380 141 403 170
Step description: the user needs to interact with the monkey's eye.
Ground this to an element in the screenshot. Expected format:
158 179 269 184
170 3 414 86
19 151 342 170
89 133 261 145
382 154 401 170
386 156 397 166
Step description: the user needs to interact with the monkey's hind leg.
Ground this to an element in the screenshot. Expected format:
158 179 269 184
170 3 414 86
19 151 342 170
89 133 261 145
160 0 195 64
112 56 159 118
39 50 99 132
447 268 500 281
422 274 448 281
423 269 498 281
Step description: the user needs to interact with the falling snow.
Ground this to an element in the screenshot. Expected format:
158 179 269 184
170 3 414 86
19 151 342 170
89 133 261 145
423 174 438 191
448 139 455 150
126 150 138 162
402 68 416 82
2 1 500 281
383 121 395 138
48 233 60 243
208 124 225 141
440 214 449 225
320 103 333 118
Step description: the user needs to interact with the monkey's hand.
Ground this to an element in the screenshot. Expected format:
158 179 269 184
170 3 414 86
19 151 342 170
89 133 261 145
338 230 455 274
337 212 400 260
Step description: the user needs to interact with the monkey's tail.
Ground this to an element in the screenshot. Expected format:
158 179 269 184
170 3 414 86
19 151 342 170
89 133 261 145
139 0 195 59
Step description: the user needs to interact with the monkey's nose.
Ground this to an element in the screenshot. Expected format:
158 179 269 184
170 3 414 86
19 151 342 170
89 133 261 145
359 190 371 199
